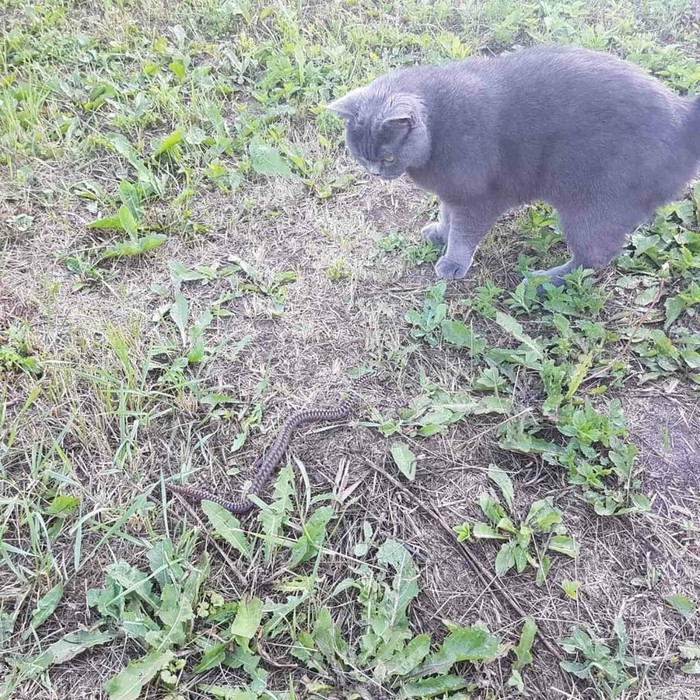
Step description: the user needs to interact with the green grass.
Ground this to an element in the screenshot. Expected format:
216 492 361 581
1 1 700 698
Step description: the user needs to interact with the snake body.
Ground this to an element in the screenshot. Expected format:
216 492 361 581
166 374 372 515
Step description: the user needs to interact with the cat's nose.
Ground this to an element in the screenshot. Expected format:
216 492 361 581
367 163 382 176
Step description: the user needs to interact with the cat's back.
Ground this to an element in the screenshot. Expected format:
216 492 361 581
440 46 685 128
379 46 687 141
493 46 674 96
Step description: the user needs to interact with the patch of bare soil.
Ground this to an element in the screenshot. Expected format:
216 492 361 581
626 393 700 490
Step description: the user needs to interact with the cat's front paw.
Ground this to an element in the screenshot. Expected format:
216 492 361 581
421 223 447 248
435 255 471 280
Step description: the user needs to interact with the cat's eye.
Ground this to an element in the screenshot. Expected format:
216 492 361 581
382 155 395 164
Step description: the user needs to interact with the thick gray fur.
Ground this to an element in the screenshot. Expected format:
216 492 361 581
328 46 700 284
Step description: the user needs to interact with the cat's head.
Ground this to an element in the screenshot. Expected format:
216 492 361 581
327 86 430 180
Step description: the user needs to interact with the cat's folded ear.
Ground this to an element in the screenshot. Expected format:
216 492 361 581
327 88 424 127
326 87 367 119
380 94 425 131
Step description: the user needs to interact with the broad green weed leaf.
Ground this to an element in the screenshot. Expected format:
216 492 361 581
359 541 420 665
190 307 214 338
288 506 334 568
499 420 564 460
101 234 166 260
105 133 160 193
495 311 544 360
105 649 174 700
182 552 210 612
560 659 592 679
665 295 686 328
680 642 700 673
106 561 159 610
230 256 259 280
148 584 193 650
399 674 468 698
540 359 565 414
472 522 507 540
28 583 64 634
18 629 114 677
249 143 296 180
507 616 537 690
526 498 563 531
106 133 139 161
635 285 660 305
258 465 294 562
312 606 335 663
680 642 700 659
194 642 227 673
374 540 420 635
535 555 551 587
146 539 184 588
231 597 264 641
508 669 525 692
440 320 486 354
513 542 529 572
558 627 597 657
169 58 187 81
513 617 537 671
495 542 517 576
383 634 431 676
169 293 189 345
479 493 507 524
565 353 592 400
496 516 518 535
45 495 80 516
390 442 417 481
313 607 350 664
120 611 159 639
488 465 514 511
548 535 579 558
118 203 138 238
472 366 508 393
416 622 500 677
664 594 696 619
262 594 307 637
613 615 629 656
202 502 251 559
170 260 209 288
562 580 581 599
453 523 471 541
118 180 141 217
89 215 124 230
87 579 124 621
154 129 183 157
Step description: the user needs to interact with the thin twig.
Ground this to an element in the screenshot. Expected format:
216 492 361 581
363 458 564 660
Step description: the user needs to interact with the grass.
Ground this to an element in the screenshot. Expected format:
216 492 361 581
1 0 700 698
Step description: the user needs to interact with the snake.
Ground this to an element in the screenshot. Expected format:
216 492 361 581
166 373 373 515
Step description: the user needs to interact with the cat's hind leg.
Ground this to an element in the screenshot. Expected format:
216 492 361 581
531 208 644 287
530 259 577 287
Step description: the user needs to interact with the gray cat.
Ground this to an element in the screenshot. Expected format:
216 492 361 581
328 46 700 285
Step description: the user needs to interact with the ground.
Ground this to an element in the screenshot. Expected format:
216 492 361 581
1 1 700 699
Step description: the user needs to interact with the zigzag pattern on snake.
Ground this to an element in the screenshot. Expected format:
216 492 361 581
166 373 373 515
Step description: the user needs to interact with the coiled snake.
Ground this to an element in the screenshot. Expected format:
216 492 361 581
166 373 373 515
